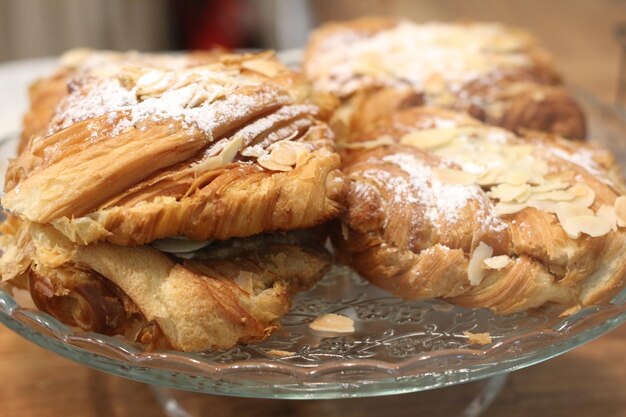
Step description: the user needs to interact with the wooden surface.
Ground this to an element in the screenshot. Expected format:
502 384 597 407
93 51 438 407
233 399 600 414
0 324 624 417
1 1 626 416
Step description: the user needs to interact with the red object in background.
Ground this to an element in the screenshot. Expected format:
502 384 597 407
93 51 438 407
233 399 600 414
173 0 246 50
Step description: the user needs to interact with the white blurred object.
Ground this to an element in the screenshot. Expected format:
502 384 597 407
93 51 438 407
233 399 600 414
251 0 313 49
0 0 171 62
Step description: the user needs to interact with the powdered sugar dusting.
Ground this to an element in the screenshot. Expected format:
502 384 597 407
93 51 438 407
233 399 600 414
47 51 289 141
369 151 506 232
307 21 532 97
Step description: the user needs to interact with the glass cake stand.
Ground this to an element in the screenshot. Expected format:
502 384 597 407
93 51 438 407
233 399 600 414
0 56 625 417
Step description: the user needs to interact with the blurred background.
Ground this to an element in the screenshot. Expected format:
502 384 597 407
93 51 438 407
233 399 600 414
0 0 626 102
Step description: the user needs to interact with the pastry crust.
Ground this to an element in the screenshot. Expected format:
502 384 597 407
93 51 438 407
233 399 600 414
335 107 626 313
3 50 345 245
304 17 586 139
1 220 331 352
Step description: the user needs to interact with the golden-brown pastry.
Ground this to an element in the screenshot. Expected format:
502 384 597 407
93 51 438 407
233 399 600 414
335 107 626 314
0 218 330 352
3 49 344 245
304 18 586 139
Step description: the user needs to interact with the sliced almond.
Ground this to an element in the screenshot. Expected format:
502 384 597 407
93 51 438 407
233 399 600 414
265 349 294 357
596 204 618 231
494 202 527 216
530 190 576 202
614 196 626 227
561 215 612 239
309 314 355 334
476 168 502 186
234 271 255 294
483 255 512 270
270 142 298 167
569 184 596 208
489 183 531 203
193 135 243 173
530 181 570 194
400 128 467 149
496 169 530 186
463 331 492 345
433 167 476 185
526 199 559 213
339 135 395 149
241 58 282 77
468 242 493 286
258 155 293 172
555 202 594 224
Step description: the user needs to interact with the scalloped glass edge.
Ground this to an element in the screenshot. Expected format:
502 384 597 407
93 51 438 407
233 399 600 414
0 54 625 398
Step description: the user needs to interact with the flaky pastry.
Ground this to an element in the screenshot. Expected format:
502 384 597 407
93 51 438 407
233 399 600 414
335 107 626 313
3 50 344 245
304 17 585 139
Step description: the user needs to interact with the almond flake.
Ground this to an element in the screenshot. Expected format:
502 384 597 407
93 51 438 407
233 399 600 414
494 202 527 216
400 128 468 149
613 196 626 227
530 181 569 193
258 155 293 172
265 349 294 357
476 168 502 186
531 190 575 202
463 331 492 345
241 58 282 77
269 142 298 166
309 313 355 334
555 202 594 224
468 242 493 286
569 184 596 208
433 167 476 185
339 135 395 149
489 183 531 203
483 255 512 269
526 199 559 213
496 169 530 185
596 204 618 231
561 215 612 239
193 135 243 173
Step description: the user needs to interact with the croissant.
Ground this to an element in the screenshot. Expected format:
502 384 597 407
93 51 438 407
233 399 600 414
0 49 346 351
303 17 586 140
1 218 331 351
334 107 626 314
3 49 344 245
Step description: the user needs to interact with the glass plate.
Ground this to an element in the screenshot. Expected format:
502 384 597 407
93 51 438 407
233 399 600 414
0 57 625 399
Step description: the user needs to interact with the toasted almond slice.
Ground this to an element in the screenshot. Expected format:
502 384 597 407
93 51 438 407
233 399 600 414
241 58 282 77
496 169 531 185
468 242 493 286
614 196 626 227
531 190 576 202
596 204 618 231
258 155 293 172
193 135 243 173
463 331 492 345
270 142 298 167
340 135 395 149
526 199 559 213
309 314 355 334
265 349 294 357
569 184 596 208
530 181 570 194
234 271 255 294
433 167 477 185
152 237 212 253
555 202 594 224
483 255 512 270
476 168 502 186
400 128 465 149
561 215 612 239
489 183 531 203
494 202 527 216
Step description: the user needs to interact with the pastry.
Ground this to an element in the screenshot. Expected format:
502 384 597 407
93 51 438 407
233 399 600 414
0 49 345 351
335 107 626 313
303 18 586 140
4 49 344 245
1 218 331 352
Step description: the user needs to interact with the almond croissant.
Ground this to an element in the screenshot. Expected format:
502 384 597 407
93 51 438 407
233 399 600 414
335 107 626 314
304 17 586 140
